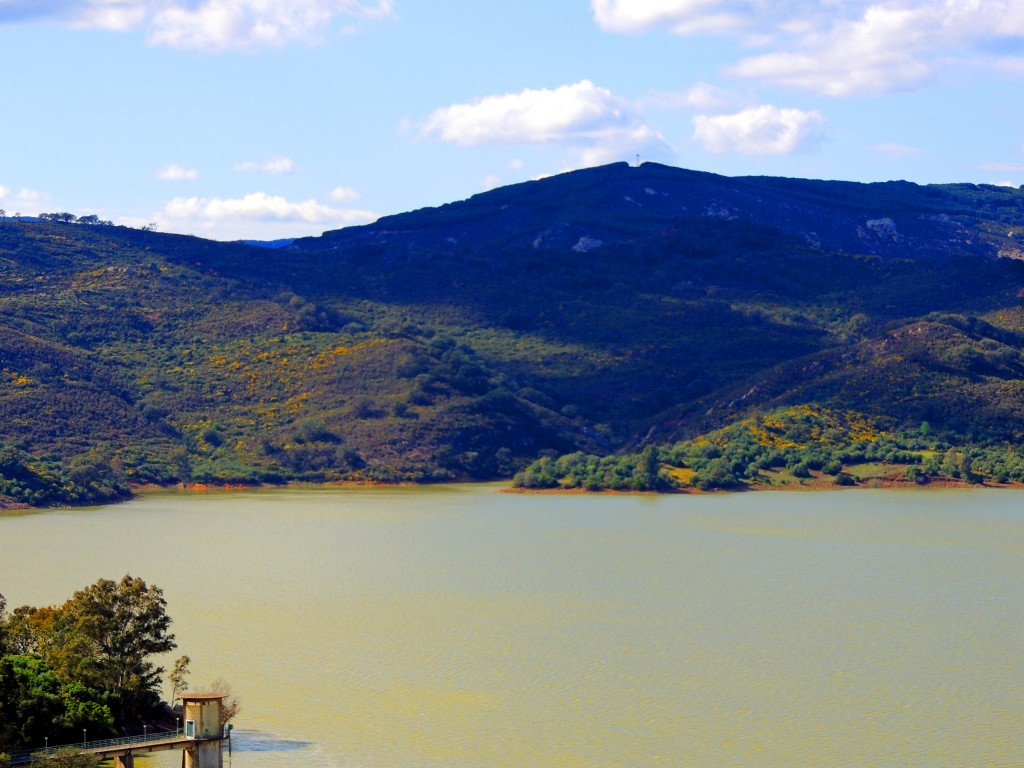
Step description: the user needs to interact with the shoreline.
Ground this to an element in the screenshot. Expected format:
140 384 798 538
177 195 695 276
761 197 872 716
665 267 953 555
6 475 1022 512
501 476 1024 495
146 474 1024 496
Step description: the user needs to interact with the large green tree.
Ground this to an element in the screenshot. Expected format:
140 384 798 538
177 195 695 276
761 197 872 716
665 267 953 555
58 576 176 721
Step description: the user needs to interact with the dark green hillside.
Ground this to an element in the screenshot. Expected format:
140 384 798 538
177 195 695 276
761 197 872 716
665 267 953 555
3 162 1024 503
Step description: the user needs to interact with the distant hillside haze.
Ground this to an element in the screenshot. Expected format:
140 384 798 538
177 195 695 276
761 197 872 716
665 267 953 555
2 162 1024 503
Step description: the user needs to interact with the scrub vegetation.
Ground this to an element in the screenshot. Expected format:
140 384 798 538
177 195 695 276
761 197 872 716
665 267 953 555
2 162 1024 501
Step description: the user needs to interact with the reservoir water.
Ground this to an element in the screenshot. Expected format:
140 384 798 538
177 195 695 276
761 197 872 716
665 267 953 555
1 485 1021 767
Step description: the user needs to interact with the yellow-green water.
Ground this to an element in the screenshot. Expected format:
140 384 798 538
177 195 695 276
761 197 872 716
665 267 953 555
1 485 1021 767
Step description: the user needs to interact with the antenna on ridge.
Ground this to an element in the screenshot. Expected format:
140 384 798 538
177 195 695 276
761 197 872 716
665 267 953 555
635 154 640 168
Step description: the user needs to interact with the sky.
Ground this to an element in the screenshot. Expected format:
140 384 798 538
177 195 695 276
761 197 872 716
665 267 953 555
1 0 1024 241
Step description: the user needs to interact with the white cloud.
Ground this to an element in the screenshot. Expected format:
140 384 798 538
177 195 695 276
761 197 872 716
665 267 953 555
165 191 370 222
641 82 743 113
153 191 377 240
0 186 51 214
728 5 934 96
0 0 394 52
592 1 1024 96
507 159 525 170
421 80 627 146
328 185 360 202
419 80 673 165
235 157 294 174
980 162 1024 173
693 104 825 155
157 163 199 180
591 0 750 35
16 188 42 203
73 2 147 31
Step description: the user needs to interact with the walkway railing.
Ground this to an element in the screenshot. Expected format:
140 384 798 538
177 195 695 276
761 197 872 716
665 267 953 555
9 729 180 764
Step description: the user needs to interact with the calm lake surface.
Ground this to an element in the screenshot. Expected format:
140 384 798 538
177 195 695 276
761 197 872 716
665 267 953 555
1 485 1021 767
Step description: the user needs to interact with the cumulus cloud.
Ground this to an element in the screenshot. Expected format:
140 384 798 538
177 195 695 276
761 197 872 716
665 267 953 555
693 104 824 155
235 157 295 174
728 5 934 96
419 80 672 164
0 0 394 52
328 185 360 202
152 191 377 240
421 80 625 146
157 163 199 180
165 191 370 222
592 0 1024 96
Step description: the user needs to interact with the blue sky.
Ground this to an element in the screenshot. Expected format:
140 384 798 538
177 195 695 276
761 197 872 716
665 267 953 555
1 0 1024 240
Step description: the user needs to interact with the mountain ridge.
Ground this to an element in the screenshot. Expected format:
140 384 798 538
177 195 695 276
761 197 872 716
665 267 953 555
2 161 1024 503
295 162 1024 261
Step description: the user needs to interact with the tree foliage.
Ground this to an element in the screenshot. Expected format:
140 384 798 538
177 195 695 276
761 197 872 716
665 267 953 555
518 405 1024 491
168 655 190 703
58 576 175 720
0 655 115 749
0 576 176 751
47 749 100 768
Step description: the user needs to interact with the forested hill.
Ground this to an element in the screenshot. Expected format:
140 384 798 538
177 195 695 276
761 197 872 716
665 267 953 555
296 161 1024 260
2 162 1024 504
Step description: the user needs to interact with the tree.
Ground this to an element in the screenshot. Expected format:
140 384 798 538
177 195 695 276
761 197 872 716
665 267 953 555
47 749 99 768
632 445 663 490
58 576 176 721
206 678 240 726
39 212 76 224
941 447 961 478
168 655 190 703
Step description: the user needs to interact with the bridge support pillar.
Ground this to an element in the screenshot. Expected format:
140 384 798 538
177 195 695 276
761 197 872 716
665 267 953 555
184 741 223 768
114 754 135 768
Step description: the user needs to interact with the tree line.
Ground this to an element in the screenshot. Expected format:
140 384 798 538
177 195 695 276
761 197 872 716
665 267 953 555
513 406 1024 492
36 214 113 226
0 211 116 226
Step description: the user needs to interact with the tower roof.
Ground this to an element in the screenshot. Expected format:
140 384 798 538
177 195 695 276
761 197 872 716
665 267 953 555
180 692 228 701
